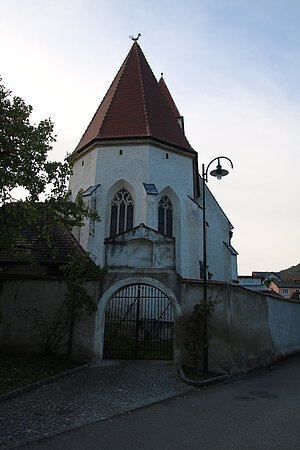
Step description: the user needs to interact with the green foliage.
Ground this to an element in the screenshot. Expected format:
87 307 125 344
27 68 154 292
61 253 106 357
183 298 219 373
62 252 105 320
0 77 103 337
0 77 99 254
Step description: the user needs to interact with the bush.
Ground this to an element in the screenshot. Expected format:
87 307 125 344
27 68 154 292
179 298 219 373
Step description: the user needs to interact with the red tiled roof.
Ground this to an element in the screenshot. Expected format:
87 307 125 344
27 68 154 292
159 75 180 118
76 43 192 153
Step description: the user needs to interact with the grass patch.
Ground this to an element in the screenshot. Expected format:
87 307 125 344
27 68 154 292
182 366 223 381
0 354 82 395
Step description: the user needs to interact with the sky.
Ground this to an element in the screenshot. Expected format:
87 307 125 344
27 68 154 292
1 0 300 274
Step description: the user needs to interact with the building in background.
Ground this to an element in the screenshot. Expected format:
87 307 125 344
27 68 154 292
238 271 280 293
269 280 300 299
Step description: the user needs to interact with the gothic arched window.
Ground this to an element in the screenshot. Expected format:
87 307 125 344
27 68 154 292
158 195 173 237
110 188 134 236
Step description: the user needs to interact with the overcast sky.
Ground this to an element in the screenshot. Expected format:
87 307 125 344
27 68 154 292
1 0 300 274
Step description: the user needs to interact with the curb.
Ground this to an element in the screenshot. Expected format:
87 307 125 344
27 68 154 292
177 365 230 387
0 361 93 403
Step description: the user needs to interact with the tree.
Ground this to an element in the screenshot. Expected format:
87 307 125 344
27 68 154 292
0 77 105 344
0 76 99 254
61 253 106 357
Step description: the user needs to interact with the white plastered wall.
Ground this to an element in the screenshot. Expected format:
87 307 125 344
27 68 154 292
69 142 202 278
199 180 237 282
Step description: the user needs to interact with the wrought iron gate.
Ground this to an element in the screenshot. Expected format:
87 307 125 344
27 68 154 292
103 285 174 360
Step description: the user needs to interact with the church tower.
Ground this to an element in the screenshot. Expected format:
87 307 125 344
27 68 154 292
68 39 238 362
69 41 203 279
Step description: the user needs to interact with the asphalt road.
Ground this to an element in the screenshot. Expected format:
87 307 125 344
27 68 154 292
26 355 300 450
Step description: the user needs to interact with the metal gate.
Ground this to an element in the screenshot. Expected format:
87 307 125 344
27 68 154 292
103 284 174 360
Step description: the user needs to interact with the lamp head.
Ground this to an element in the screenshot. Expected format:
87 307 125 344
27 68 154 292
210 160 229 180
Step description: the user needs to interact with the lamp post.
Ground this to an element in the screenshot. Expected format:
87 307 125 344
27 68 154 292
202 156 233 372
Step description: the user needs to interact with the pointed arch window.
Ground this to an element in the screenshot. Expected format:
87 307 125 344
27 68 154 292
158 195 173 237
110 188 134 236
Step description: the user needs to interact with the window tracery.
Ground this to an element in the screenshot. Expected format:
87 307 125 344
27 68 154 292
110 188 134 236
158 195 173 237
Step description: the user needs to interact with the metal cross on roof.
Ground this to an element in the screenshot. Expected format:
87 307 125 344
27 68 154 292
129 33 141 42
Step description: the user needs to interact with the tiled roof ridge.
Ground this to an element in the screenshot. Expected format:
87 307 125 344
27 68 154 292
75 46 133 152
98 45 135 137
136 44 192 150
135 43 151 136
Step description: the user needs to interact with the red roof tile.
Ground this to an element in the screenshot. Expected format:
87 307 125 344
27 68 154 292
76 43 192 153
159 75 180 118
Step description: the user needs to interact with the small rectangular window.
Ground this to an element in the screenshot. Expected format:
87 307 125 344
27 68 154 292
143 183 159 195
82 184 101 197
282 288 289 294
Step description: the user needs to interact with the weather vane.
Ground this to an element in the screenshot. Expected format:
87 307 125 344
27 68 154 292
129 33 141 42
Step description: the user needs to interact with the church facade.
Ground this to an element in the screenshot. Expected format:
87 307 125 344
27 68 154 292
69 41 238 361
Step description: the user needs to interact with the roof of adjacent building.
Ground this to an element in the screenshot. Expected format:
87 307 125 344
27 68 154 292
76 42 193 154
0 225 85 266
271 280 300 288
252 271 280 279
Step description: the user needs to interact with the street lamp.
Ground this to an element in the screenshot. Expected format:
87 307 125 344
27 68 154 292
202 156 233 372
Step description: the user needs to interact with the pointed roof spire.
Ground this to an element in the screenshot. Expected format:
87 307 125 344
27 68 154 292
159 74 181 119
76 42 192 154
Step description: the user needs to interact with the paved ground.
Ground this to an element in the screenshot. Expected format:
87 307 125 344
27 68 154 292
25 355 300 450
0 360 192 449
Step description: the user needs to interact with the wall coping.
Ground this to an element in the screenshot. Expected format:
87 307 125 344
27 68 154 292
179 278 300 305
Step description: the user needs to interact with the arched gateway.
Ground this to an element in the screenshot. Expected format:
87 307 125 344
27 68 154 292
94 276 181 362
104 284 174 360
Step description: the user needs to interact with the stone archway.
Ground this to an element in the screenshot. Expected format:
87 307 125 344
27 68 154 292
94 277 181 362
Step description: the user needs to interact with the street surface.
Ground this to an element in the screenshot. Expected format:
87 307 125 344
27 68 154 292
0 360 191 449
25 355 300 450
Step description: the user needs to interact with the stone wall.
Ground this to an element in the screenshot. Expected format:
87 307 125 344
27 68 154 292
1 274 300 373
0 277 100 362
178 280 300 374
